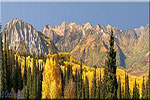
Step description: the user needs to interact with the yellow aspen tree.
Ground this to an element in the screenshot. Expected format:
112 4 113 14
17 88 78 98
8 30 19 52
42 58 62 99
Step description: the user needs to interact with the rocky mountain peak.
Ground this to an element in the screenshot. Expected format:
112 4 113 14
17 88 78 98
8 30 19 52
2 18 58 55
69 21 76 26
45 24 53 29
96 24 101 30
84 22 92 29
61 21 66 28
9 18 21 23
139 26 145 30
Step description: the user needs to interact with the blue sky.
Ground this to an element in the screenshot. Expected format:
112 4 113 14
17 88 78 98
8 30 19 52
1 2 149 31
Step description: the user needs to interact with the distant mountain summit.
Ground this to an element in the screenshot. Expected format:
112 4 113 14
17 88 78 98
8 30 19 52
2 18 58 55
2 18 149 76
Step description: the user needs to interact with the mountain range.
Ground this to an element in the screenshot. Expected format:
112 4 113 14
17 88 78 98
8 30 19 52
2 18 149 76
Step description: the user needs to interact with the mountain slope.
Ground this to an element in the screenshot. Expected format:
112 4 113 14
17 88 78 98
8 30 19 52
2 18 58 55
42 22 149 76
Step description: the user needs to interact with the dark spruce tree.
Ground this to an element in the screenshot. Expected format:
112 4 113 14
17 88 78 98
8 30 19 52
65 64 73 85
74 68 78 98
81 81 85 99
36 62 42 99
68 64 73 82
80 60 83 98
18 62 23 90
6 43 11 93
0 24 5 97
132 79 139 100
63 66 67 97
77 71 80 99
23 55 27 86
12 55 19 97
65 66 69 86
59 65 64 98
91 65 96 99
125 73 130 99
4 30 12 93
6 49 10 92
77 60 83 99
32 53 37 99
3 31 7 92
23 54 28 98
96 76 100 99
117 76 121 99
85 76 89 99
37 66 43 99
103 29 118 99
9 50 15 90
99 69 103 99
27 66 32 99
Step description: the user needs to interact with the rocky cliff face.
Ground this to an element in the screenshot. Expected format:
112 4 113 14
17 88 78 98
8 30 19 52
2 18 58 55
42 21 84 52
42 21 149 76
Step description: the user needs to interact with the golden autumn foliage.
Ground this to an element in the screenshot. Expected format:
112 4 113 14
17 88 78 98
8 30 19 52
17 53 148 99
16 54 44 77
60 59 148 98
42 58 62 99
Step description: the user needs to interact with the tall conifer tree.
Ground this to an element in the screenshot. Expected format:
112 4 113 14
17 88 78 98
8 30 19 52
4 31 7 92
91 65 96 99
77 71 81 99
38 66 43 99
125 73 130 99
0 24 4 97
99 69 103 99
74 68 78 98
23 55 27 86
63 66 67 97
80 59 83 96
85 76 89 99
32 53 37 99
103 29 118 99
117 76 121 99
77 60 83 99
10 50 15 89
132 79 139 100
18 62 23 90
96 78 100 99
27 66 32 99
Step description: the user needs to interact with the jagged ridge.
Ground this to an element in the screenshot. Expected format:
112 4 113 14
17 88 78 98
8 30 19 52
42 21 149 76
2 18 58 55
